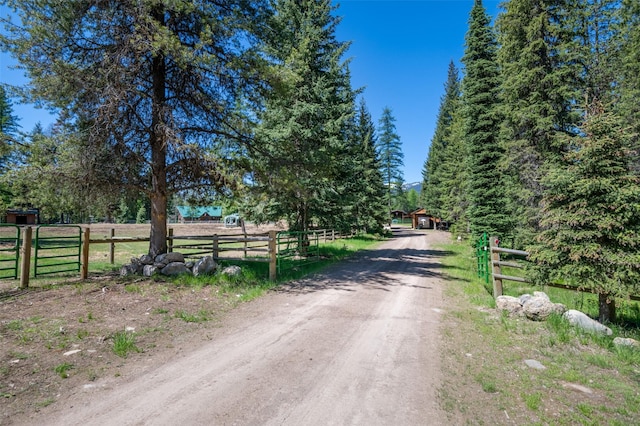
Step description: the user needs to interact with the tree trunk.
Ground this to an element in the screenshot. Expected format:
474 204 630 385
598 293 616 324
148 7 168 258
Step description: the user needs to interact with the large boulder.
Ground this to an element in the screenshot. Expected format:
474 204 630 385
563 310 613 335
522 293 565 321
192 256 217 276
496 295 523 316
120 263 139 277
143 264 159 277
221 265 242 277
160 262 191 276
613 337 639 348
155 252 185 265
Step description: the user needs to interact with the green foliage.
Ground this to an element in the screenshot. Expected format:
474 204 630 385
0 85 19 187
112 331 140 358
422 61 461 222
496 0 583 247
350 99 387 233
461 0 511 239
174 309 210 323
116 198 130 224
618 0 640 171
438 239 640 424
0 0 271 255
377 106 404 218
528 104 640 322
245 0 361 233
54 362 73 379
136 205 146 224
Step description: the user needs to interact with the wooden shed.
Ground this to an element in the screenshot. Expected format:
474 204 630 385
410 208 437 229
5 209 39 225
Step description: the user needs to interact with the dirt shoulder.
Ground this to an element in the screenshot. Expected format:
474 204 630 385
2 228 453 425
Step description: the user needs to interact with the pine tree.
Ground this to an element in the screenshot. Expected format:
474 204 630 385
0 86 19 157
617 0 640 172
376 106 404 220
438 104 469 233
462 0 510 238
0 0 270 256
528 103 640 323
422 61 461 221
350 99 386 233
0 86 19 209
248 0 355 232
495 0 583 246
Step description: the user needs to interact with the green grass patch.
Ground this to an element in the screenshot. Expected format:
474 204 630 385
436 239 640 425
112 331 140 358
523 391 543 411
174 309 210 323
54 363 73 379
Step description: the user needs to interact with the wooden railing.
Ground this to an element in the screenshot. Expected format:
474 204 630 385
8 226 357 288
487 236 640 301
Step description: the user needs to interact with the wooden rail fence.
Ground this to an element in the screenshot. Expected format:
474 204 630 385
486 235 640 302
4 226 356 288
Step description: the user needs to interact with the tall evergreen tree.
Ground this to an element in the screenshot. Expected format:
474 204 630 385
496 0 583 246
528 103 640 323
422 61 461 220
617 0 640 172
462 0 510 238
438 103 469 233
0 86 19 208
247 0 355 232
0 86 19 155
0 0 270 256
575 0 621 107
376 106 404 219
350 99 386 233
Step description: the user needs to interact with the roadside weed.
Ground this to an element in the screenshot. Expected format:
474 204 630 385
54 363 73 379
112 331 140 358
523 392 543 411
174 309 209 323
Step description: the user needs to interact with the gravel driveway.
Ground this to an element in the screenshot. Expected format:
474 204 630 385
29 228 450 425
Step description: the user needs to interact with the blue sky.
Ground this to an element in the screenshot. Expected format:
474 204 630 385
1 0 501 184
334 0 501 183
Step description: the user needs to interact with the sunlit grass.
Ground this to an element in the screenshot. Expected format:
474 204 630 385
436 239 640 425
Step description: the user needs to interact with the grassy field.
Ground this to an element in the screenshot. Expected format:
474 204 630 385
437 240 640 425
0 223 384 291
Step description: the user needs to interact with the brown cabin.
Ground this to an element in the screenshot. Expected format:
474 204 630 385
410 208 439 229
5 209 39 225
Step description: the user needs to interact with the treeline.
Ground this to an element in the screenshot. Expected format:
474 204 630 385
423 0 640 321
0 0 410 256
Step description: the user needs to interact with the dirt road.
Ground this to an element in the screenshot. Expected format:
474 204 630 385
28 229 450 425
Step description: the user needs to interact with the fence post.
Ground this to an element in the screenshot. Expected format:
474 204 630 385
212 235 219 260
241 219 248 258
109 228 115 264
490 236 503 298
81 227 90 279
269 230 277 281
168 227 173 253
19 226 32 289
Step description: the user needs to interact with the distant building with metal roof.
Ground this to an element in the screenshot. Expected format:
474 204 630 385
175 206 222 223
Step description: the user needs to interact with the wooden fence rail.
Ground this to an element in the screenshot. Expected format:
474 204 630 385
488 235 640 302
9 226 356 288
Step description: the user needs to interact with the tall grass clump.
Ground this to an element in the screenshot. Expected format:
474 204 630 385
112 330 140 358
